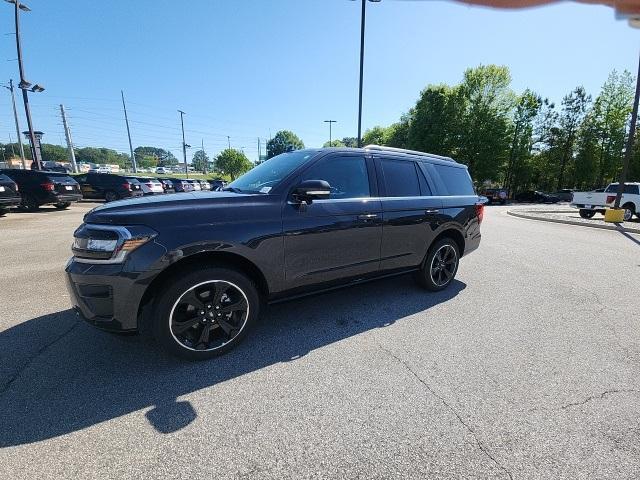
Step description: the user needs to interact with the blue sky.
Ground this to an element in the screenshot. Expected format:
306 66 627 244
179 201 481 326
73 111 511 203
0 0 636 162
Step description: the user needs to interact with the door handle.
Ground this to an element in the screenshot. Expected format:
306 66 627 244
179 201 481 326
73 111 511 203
358 213 379 220
425 209 440 214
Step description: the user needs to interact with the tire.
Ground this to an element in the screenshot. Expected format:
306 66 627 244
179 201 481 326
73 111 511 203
20 194 40 212
152 267 260 360
104 190 119 202
579 209 596 219
415 238 460 292
54 202 71 210
622 203 635 222
0 208 6 217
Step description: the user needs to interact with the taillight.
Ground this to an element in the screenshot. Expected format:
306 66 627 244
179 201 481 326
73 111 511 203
475 203 485 224
606 195 616 204
41 182 55 192
122 183 131 191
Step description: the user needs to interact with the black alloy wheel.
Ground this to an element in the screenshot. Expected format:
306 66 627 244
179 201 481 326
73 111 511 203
415 238 460 291
154 267 259 360
105 191 119 202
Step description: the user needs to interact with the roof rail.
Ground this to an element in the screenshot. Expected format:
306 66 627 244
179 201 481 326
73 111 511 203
363 145 455 162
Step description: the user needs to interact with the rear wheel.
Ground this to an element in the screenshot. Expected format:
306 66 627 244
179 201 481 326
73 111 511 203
622 203 635 222
104 190 119 202
415 238 460 292
579 209 596 219
54 202 71 210
152 267 259 360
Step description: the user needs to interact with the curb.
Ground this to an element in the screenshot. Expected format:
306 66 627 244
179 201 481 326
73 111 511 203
507 209 640 235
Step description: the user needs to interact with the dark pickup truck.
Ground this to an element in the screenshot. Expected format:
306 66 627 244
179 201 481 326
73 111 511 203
66 146 483 360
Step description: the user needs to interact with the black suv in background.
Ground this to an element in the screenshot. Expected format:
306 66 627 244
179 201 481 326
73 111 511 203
0 173 21 214
0 169 82 211
66 146 483 360
75 173 143 202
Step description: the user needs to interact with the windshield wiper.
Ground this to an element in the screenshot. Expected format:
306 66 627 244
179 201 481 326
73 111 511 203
221 187 243 193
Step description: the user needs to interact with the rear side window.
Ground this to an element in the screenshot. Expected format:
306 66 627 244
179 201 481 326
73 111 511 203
625 184 639 195
433 164 475 195
46 174 75 183
381 159 420 197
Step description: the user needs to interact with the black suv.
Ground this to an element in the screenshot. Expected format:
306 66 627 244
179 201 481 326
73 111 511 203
75 173 143 202
0 173 21 214
66 146 483 360
0 169 82 210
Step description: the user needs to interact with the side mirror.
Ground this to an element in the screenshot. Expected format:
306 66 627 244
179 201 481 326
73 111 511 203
293 179 331 204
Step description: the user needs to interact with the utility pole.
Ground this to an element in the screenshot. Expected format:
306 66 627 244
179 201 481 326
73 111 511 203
324 120 337 146
178 110 189 178
59 104 78 173
3 79 26 169
356 0 381 147
227 135 231 150
257 137 261 163
201 138 206 174
121 90 137 173
613 51 640 211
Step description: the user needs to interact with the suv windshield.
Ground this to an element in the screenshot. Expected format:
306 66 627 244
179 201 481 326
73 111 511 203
227 150 318 193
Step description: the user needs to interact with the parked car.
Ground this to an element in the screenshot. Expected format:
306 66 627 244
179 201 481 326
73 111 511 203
75 173 143 202
166 178 194 193
156 167 170 174
208 179 227 191
571 182 640 220
514 190 560 204
0 173 21 214
553 189 574 202
88 166 112 174
186 179 201 191
480 188 507 205
160 179 175 194
41 161 71 173
198 179 211 191
66 146 483 360
131 177 164 195
0 169 82 211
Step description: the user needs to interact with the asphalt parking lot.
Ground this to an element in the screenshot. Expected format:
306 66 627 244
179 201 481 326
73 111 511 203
1 203 639 479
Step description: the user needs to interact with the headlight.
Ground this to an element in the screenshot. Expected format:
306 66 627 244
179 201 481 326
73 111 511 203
72 224 156 263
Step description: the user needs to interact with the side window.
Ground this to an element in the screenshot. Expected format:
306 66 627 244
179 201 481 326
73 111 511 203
624 184 639 195
301 156 370 199
433 164 475 196
381 159 420 197
416 164 432 196
605 184 616 193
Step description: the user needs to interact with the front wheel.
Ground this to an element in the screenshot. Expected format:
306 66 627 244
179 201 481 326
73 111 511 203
579 209 596 219
104 190 119 202
152 267 260 360
622 203 635 222
415 238 460 292
55 202 71 210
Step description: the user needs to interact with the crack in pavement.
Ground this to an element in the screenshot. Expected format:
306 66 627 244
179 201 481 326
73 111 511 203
561 389 640 410
378 345 513 480
0 319 80 396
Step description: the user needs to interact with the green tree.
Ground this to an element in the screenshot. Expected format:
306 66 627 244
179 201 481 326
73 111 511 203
76 147 130 167
134 146 177 166
192 149 210 172
41 144 68 163
266 130 304 159
362 126 387 146
322 139 346 147
457 65 515 181
341 137 358 148
214 148 253 180
555 86 590 189
138 155 159 169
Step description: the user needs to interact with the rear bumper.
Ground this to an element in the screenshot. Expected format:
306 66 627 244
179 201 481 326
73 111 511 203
50 193 82 204
0 196 21 207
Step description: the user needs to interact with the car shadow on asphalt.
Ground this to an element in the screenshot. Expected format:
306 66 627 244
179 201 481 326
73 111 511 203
615 225 640 247
0 275 465 447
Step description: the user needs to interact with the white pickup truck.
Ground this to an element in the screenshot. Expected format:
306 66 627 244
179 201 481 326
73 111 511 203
571 182 640 221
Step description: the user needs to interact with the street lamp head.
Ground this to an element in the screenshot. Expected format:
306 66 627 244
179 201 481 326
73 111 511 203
30 83 44 92
4 0 31 11
17 79 31 90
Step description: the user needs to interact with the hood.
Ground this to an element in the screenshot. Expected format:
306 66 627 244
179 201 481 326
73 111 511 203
85 191 255 225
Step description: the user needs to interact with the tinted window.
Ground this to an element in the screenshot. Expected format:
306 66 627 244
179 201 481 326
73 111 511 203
45 174 75 183
302 156 369 199
433 164 475 195
381 159 420 197
606 184 640 194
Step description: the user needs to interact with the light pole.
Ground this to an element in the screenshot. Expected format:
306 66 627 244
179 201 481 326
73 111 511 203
324 120 337 146
2 79 26 169
178 110 190 178
355 0 381 148
613 51 640 212
6 0 45 170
